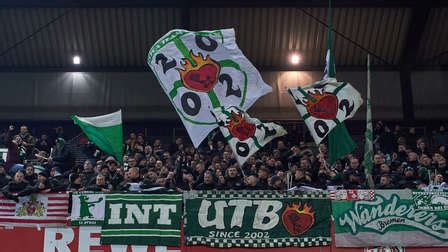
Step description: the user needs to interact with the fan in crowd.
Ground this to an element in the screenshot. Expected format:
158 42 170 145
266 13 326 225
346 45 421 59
1 122 448 198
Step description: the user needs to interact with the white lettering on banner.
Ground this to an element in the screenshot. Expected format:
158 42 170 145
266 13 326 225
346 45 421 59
198 200 227 229
124 204 153 224
253 200 282 230
338 194 448 239
228 200 252 228
198 199 283 230
44 228 74 252
79 226 101 252
108 203 177 226
108 203 123 224
153 204 177 225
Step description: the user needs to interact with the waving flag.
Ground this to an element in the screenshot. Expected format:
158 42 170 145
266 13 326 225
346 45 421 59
72 110 123 162
148 29 272 147
288 81 362 145
212 106 286 165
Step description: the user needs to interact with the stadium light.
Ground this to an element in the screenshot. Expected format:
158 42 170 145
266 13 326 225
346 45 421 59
290 53 301 65
73 55 81 65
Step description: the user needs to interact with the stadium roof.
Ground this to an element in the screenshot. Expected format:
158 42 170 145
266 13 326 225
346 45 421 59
0 0 447 72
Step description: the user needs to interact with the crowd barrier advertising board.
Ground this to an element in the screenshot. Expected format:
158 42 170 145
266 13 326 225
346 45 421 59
332 190 448 247
184 191 331 248
1 225 448 252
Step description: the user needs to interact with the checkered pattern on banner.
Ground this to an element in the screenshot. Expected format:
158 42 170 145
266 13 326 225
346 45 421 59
194 190 328 199
186 236 331 248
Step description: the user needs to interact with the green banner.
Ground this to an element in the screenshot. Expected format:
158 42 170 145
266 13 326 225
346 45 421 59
332 190 448 247
71 192 105 226
101 193 182 246
184 191 331 248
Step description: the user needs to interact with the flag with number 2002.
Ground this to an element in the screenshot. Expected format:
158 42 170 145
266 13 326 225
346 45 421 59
147 28 272 147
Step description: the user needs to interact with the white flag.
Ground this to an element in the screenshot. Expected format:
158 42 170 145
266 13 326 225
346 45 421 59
212 106 286 166
148 28 272 147
288 79 363 144
71 192 105 226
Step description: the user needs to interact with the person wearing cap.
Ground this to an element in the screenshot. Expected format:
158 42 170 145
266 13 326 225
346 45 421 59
270 175 284 190
34 171 51 193
67 173 83 191
398 167 417 189
47 167 67 192
105 156 124 190
49 137 72 174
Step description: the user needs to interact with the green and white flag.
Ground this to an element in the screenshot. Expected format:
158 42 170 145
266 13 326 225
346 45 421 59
71 192 105 226
147 28 272 147
212 106 286 165
72 110 123 162
101 193 182 246
288 81 363 145
364 54 374 188
288 0 360 164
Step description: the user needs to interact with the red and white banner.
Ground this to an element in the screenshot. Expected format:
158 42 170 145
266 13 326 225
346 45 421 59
0 193 69 227
329 189 375 201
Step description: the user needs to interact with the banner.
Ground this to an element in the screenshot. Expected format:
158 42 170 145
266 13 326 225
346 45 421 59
288 79 362 145
101 193 182 246
184 191 331 248
212 106 287 165
71 192 105 226
147 28 272 147
332 190 448 247
0 193 69 227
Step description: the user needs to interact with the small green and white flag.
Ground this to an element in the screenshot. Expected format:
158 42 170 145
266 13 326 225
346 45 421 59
71 192 105 226
72 110 123 162
363 54 374 188
212 106 287 166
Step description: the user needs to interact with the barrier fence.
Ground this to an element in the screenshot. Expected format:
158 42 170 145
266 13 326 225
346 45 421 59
0 190 447 250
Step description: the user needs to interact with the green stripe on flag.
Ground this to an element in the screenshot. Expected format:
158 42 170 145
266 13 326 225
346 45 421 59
174 37 195 66
252 136 262 149
298 88 317 103
169 80 184 98
207 90 221 108
332 82 347 95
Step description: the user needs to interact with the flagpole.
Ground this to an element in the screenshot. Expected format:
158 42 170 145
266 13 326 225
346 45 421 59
364 54 375 189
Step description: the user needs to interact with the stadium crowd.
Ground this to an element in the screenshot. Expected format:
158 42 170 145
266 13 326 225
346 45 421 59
1 122 448 200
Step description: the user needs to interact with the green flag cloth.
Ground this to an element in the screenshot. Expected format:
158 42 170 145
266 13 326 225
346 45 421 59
328 122 356 165
363 54 374 188
72 110 123 163
325 0 357 164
